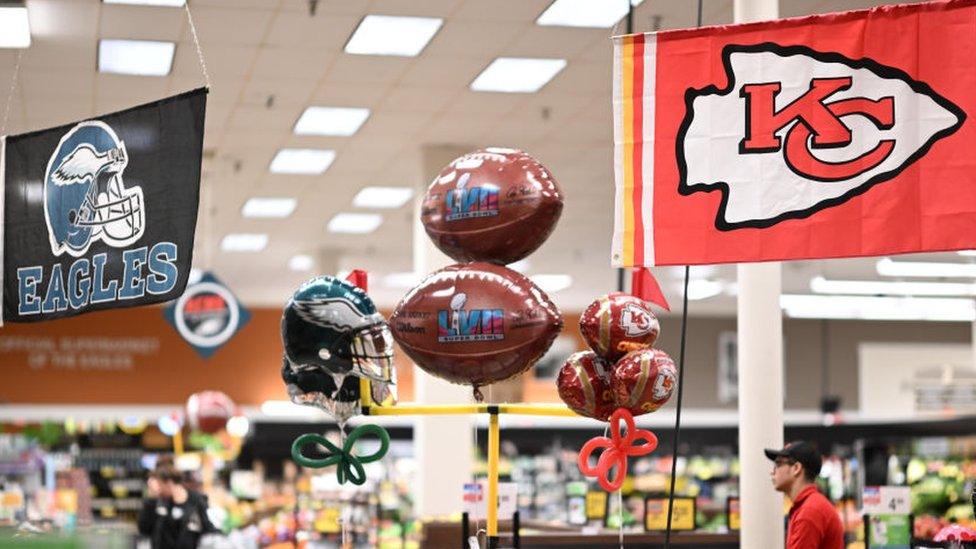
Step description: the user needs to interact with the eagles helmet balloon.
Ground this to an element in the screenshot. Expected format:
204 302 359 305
281 356 364 426
44 120 144 257
281 276 397 410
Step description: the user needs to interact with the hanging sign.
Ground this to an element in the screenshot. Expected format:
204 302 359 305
613 1 975 266
163 272 249 358
2 89 207 322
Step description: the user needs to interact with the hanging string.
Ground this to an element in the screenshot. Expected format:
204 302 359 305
1 50 24 136
663 265 691 548
183 2 212 89
617 489 624 549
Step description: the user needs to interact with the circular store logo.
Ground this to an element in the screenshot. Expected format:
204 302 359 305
164 273 250 359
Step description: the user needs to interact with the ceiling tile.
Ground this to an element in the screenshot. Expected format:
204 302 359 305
250 45 336 80
453 0 551 23
99 4 185 42
179 6 272 45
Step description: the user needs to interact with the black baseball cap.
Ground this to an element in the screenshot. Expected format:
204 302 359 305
764 441 822 477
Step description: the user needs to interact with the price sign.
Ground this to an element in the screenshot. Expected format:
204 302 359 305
727 497 740 531
645 496 695 531
862 486 911 515
586 491 607 520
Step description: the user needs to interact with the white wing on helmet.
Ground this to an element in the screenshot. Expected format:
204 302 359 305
293 297 371 331
52 145 111 186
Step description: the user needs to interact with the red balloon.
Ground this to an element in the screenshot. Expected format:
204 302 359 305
557 351 616 421
186 391 235 434
579 293 659 362
421 148 564 265
390 262 562 390
610 349 677 417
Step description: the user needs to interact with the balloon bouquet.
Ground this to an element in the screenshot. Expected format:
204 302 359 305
390 148 565 400
558 293 677 491
281 274 396 485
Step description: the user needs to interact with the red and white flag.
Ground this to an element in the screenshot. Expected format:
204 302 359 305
612 0 974 267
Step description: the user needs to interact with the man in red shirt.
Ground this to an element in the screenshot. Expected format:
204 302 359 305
765 441 844 549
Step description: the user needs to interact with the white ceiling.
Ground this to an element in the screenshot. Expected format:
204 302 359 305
4 0 950 316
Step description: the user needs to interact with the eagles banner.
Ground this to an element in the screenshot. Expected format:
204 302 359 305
612 1 974 267
1 88 206 323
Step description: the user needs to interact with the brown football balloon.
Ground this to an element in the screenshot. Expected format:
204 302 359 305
557 351 616 421
390 262 562 394
579 293 660 362
610 349 677 417
421 148 564 265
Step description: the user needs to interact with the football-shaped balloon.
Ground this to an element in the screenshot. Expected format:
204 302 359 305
421 148 564 265
390 262 562 391
186 391 236 434
557 351 616 421
580 293 659 362
610 349 677 417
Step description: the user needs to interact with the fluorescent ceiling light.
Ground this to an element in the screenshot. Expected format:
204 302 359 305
683 279 723 300
531 274 573 293
958 250 976 257
98 39 175 76
810 276 976 297
327 213 383 234
220 233 268 252
471 57 567 93
536 0 644 28
345 15 442 57
780 294 975 322
288 254 314 272
0 6 30 48
241 197 297 218
876 258 976 278
269 149 335 175
103 0 185 6
383 272 422 289
294 106 370 137
352 186 414 209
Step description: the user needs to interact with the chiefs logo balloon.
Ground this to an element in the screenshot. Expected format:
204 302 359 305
579 293 660 362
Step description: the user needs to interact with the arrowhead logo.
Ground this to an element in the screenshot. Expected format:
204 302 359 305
677 43 966 230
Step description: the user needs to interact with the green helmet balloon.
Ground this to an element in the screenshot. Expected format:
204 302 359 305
281 276 395 384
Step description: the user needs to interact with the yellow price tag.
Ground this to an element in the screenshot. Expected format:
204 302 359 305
644 497 695 531
585 491 607 519
728 498 741 531
314 507 341 534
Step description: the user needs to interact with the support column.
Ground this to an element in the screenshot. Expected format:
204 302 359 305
413 145 475 517
734 3 784 547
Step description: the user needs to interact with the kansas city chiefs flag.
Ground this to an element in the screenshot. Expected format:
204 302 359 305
612 0 973 267
1 89 206 323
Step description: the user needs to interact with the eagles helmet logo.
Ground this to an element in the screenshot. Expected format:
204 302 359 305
44 120 145 257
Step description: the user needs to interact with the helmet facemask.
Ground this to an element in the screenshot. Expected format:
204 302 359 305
348 322 395 384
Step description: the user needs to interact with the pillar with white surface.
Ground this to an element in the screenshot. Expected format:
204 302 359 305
734 1 785 547
412 145 474 517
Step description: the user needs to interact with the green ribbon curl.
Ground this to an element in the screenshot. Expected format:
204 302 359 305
290 424 390 485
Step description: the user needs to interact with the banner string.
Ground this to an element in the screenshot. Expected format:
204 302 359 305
183 3 212 89
663 265 690 548
1 50 24 136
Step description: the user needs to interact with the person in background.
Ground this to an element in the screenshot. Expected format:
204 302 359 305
138 465 218 549
766 441 844 549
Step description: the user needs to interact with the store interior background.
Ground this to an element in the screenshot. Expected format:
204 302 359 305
3 0 974 546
